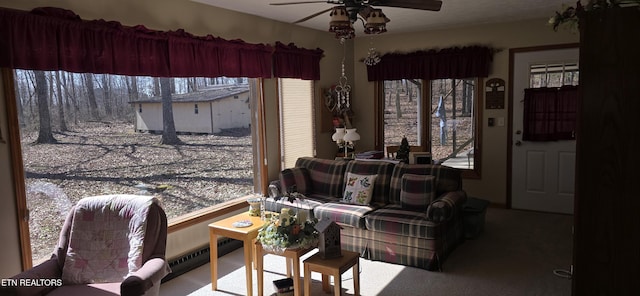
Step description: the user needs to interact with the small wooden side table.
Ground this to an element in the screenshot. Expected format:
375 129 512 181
255 242 315 296
209 212 265 296
303 250 360 296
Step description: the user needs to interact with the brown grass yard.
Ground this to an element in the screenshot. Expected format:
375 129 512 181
21 121 254 261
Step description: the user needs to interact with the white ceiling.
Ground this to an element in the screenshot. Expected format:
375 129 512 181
192 0 566 36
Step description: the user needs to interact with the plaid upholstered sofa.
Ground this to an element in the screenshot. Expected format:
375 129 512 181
266 157 467 271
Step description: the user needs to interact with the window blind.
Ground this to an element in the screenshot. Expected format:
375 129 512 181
279 79 315 169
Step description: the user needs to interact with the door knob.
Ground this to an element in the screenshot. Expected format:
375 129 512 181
515 140 522 146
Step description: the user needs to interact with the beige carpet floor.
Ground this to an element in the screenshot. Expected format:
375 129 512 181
160 208 573 296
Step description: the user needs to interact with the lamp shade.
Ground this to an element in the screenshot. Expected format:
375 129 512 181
364 9 389 34
332 127 346 142
343 128 360 142
329 6 355 39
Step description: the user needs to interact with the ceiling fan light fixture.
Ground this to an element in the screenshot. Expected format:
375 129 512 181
364 8 389 35
329 6 355 39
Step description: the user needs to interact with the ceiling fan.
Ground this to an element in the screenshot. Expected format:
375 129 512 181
270 0 443 39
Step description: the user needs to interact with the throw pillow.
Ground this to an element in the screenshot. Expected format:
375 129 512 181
400 174 436 212
342 173 377 205
279 167 312 194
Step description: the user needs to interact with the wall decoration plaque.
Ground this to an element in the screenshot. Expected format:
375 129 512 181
485 78 506 109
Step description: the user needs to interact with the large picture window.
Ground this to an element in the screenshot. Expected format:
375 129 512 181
12 70 259 264
377 78 481 177
382 80 424 148
429 78 477 170
1 5 322 271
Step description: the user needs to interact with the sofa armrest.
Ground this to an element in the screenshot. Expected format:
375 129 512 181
3 257 62 296
121 258 171 296
268 180 282 198
426 190 467 222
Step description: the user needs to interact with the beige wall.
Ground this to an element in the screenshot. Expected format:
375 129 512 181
351 20 578 205
0 0 579 276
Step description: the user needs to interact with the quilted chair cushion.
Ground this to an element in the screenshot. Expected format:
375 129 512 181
61 195 157 284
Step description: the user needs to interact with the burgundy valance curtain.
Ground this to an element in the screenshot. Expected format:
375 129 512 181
0 7 321 80
522 85 578 141
166 29 273 78
366 45 493 81
273 42 323 80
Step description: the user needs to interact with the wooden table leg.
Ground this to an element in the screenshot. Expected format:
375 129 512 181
286 257 292 277
304 264 312 296
353 260 360 296
244 238 254 296
292 257 301 296
322 274 330 293
253 239 257 270
256 243 264 296
209 231 218 291
333 271 341 296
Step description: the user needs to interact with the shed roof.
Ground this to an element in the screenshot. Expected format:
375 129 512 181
129 85 249 104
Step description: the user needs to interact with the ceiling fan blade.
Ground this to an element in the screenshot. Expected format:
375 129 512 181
293 7 334 24
359 5 391 22
372 0 442 11
358 6 373 19
270 1 334 5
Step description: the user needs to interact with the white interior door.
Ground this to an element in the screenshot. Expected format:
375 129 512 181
511 48 578 214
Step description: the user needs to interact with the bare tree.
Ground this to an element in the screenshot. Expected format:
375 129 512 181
159 77 182 145
13 70 25 128
34 70 56 144
127 76 139 101
395 80 402 119
83 73 101 120
100 74 113 117
405 80 413 103
126 76 139 118
153 77 160 96
188 77 197 92
25 71 37 120
61 72 80 124
55 71 69 131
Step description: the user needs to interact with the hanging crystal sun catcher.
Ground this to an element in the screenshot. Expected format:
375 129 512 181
334 53 351 112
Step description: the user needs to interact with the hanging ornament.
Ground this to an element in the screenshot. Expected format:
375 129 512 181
364 47 381 66
334 38 352 113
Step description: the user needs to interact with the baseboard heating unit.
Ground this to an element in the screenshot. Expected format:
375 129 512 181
162 237 242 282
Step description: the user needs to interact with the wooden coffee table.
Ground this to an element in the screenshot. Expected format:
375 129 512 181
209 212 265 296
